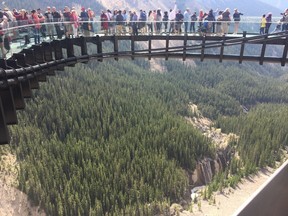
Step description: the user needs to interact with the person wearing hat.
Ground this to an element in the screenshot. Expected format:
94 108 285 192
233 8 243 34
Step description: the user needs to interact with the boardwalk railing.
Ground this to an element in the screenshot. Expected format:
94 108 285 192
0 21 288 144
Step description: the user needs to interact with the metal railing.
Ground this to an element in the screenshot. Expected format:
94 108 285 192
0 18 285 58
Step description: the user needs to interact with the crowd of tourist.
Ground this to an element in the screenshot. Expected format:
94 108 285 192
0 4 287 58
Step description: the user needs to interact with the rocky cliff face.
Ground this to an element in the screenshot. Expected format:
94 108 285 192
187 104 237 186
191 149 232 185
0 147 46 216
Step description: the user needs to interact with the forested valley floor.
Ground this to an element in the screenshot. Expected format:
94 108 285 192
2 57 288 215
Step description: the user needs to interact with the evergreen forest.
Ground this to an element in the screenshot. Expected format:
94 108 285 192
7 55 288 215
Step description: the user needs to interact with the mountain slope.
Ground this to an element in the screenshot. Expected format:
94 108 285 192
5 0 281 16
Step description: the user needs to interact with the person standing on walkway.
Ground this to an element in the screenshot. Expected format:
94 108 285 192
131 11 138 36
162 11 169 33
190 12 197 33
216 11 223 35
100 10 108 35
31 9 43 44
51 7 62 39
44 7 54 39
80 7 90 37
265 12 272 34
156 9 162 34
115 10 124 35
168 3 177 34
183 8 190 34
233 8 243 34
260 14 266 35
221 8 231 35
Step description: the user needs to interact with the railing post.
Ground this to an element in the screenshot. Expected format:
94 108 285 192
131 35 135 60
165 35 169 61
0 60 25 109
32 45 46 64
260 34 268 65
113 35 119 61
183 34 187 61
42 42 54 62
148 36 152 60
219 35 225 63
6 59 32 99
65 38 75 58
80 36 88 56
96 35 103 62
0 96 10 144
13 53 39 89
0 87 17 125
201 36 206 62
239 31 246 64
21 49 47 82
281 35 288 67
51 40 64 60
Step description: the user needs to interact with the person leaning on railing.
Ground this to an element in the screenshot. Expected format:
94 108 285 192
221 8 231 35
265 12 272 34
233 8 243 34
281 8 288 31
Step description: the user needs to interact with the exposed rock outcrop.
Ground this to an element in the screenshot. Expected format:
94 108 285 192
191 148 232 185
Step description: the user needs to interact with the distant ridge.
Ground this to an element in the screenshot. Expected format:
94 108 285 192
3 0 282 16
